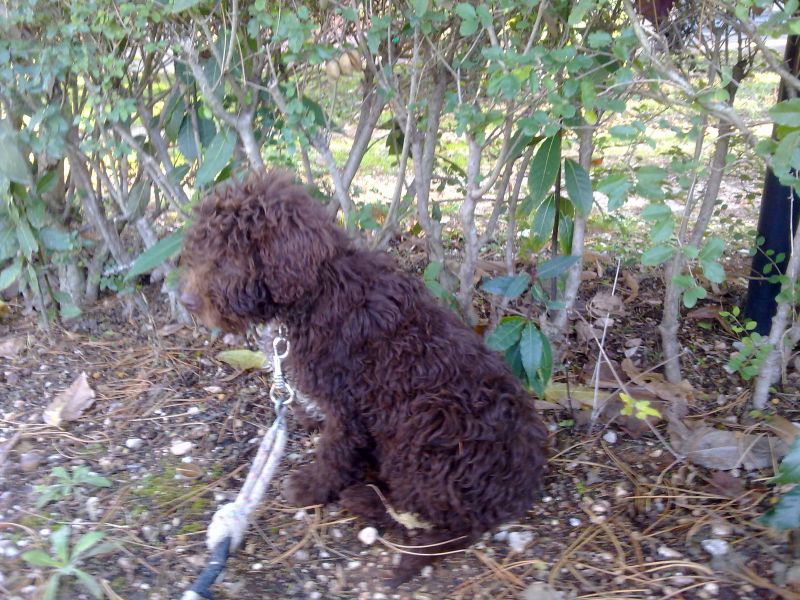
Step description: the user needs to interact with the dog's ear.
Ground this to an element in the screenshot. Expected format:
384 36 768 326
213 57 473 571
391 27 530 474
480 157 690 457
246 176 342 305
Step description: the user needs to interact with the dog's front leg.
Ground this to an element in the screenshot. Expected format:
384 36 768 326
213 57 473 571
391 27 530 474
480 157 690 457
283 421 369 507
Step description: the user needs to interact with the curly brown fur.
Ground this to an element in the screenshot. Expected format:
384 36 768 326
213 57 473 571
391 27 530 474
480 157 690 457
180 172 549 586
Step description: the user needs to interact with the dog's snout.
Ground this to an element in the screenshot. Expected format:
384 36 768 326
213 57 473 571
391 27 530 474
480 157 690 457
180 291 201 311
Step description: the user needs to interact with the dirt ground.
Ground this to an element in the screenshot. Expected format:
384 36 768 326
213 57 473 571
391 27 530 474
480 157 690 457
1 258 799 600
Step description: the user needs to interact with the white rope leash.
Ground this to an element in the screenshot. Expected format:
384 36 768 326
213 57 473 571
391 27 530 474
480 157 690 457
182 326 294 600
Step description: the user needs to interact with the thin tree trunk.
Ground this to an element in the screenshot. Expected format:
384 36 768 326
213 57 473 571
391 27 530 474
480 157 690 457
752 219 800 408
660 68 743 382
552 125 594 332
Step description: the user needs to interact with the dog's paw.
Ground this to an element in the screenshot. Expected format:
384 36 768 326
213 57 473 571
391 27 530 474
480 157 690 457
282 469 332 507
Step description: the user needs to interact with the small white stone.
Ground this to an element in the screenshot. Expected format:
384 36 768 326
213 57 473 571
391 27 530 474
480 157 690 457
508 531 534 553
591 503 608 514
204 386 223 394
421 565 434 578
347 560 361 570
703 582 720 595
293 549 309 561
251 563 263 571
657 545 682 559
701 539 729 557
568 518 581 527
125 438 145 450
711 522 732 537
602 431 617 444
86 497 101 521
493 531 509 542
188 406 200 415
309 593 322 600
293 510 308 521
357 527 378 546
170 440 193 456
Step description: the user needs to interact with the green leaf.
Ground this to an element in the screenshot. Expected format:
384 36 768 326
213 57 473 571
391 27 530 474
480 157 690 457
480 274 530 299
597 172 631 210
125 231 184 281
486 316 526 352
504 342 524 380
699 237 725 262
530 332 552 397
701 260 726 284
16 220 38 258
682 284 707 308
563 158 592 217
42 573 61 600
126 179 151 220
455 3 478 35
634 165 667 200
302 96 331 129
22 550 62 568
537 255 579 280
641 203 672 220
172 0 205 13
773 438 800 484
72 569 104 599
587 31 612 48
82 474 112 488
529 194 556 244
423 260 443 282
761 485 800 530
769 99 800 128
649 216 674 244
51 526 71 564
216 349 268 371
567 0 593 25
72 531 105 560
413 0 429 16
52 466 70 480
36 170 59 195
507 131 535 162
0 119 31 184
39 228 72 252
641 245 674 266
528 133 562 207
0 259 22 291
519 323 543 383
60 303 82 320
196 129 236 188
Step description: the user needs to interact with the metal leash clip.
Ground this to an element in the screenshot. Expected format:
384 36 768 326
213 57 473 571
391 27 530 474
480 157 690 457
269 324 294 412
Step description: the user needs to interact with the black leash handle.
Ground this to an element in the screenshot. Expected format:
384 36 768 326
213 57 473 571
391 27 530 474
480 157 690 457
185 536 232 600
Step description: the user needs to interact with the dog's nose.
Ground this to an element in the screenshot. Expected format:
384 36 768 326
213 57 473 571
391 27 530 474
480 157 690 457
180 291 201 311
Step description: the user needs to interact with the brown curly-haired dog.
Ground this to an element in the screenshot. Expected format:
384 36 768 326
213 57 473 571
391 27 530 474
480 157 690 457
180 172 549 586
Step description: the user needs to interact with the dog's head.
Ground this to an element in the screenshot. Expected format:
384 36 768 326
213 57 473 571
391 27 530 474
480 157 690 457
180 172 345 332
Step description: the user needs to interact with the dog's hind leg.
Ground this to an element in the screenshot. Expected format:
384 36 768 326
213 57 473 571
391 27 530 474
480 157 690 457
386 528 475 588
338 483 398 529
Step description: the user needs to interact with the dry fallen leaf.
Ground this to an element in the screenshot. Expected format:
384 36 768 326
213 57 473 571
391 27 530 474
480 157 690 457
0 337 24 359
157 323 185 337
704 470 746 498
588 291 626 316
765 415 800 445
216 349 267 371
43 372 96 427
621 358 696 403
668 415 788 471
622 271 639 304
